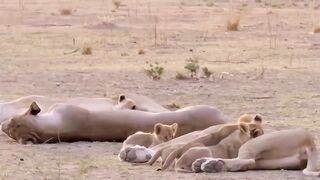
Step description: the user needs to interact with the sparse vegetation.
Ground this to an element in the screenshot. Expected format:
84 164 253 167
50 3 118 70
205 0 214 7
175 72 189 80
144 62 164 80
112 0 122 9
202 67 213 78
138 49 145 55
167 102 181 109
314 25 320 33
59 8 72 15
184 58 200 78
81 46 92 55
226 15 240 31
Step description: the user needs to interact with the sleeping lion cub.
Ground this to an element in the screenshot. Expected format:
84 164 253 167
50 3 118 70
118 123 178 162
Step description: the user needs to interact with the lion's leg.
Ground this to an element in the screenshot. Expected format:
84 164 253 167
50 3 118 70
201 158 256 172
254 154 302 170
302 147 320 176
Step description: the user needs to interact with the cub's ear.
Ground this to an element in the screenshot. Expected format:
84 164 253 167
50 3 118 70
239 123 249 133
253 114 262 124
171 123 178 136
154 123 162 135
28 102 41 116
118 95 126 102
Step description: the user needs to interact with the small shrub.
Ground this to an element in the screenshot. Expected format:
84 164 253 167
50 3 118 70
226 15 240 31
138 49 145 55
81 46 92 55
144 62 164 80
314 25 320 33
206 1 214 7
202 67 213 78
184 58 199 78
59 8 72 15
112 0 122 9
175 72 189 80
167 102 181 109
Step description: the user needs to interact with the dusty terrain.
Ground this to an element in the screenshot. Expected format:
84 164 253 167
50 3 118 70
0 0 320 179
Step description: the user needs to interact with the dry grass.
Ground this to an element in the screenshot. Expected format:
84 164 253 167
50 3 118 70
226 15 240 31
313 25 320 33
112 0 122 9
81 47 92 55
166 101 181 109
59 8 73 16
138 49 145 55
175 72 189 80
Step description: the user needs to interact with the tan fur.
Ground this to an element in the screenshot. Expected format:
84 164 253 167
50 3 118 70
159 114 263 171
1 102 227 144
113 95 136 110
118 123 178 161
117 94 169 113
148 123 240 166
122 123 178 149
194 128 320 177
173 115 263 172
0 94 170 125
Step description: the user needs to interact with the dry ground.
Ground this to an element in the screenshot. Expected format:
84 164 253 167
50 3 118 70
0 0 320 179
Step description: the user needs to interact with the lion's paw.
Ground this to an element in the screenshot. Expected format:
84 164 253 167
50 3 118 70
192 158 209 173
201 159 226 173
118 145 153 163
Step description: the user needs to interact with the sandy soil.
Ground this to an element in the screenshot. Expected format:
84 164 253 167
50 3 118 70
0 0 320 179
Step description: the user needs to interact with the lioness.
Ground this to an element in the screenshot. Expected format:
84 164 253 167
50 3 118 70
192 128 320 177
1 102 227 144
0 94 168 124
119 123 178 162
161 114 263 172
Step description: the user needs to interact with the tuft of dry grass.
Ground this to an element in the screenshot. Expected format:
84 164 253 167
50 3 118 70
202 67 213 78
175 72 189 80
313 25 320 33
226 15 240 31
112 0 122 9
138 49 145 55
59 8 73 16
167 102 181 109
81 47 92 55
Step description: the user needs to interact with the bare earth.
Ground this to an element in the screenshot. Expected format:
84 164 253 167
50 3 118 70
0 0 320 179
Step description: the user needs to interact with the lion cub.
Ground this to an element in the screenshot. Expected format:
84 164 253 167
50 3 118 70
161 114 263 172
118 123 178 162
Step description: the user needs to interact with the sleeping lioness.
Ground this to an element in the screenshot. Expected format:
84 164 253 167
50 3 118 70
192 128 320 177
0 94 169 124
1 102 227 144
118 123 178 162
160 114 263 172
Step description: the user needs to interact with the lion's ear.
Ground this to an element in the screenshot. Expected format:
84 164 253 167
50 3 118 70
28 102 41 116
171 123 178 136
154 123 162 135
118 95 126 102
253 114 262 124
239 123 248 133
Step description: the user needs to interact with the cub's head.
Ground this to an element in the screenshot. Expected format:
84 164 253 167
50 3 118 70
115 95 137 110
154 123 178 142
238 114 264 138
1 102 42 144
